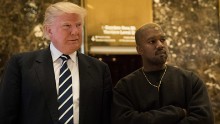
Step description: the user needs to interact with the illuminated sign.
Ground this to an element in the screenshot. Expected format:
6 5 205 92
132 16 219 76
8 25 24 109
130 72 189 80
90 25 136 43
85 0 152 54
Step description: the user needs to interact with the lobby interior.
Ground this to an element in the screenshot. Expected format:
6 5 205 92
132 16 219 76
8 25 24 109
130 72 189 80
0 0 219 122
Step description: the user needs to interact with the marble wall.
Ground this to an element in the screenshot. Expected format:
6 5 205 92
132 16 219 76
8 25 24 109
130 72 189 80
153 0 220 122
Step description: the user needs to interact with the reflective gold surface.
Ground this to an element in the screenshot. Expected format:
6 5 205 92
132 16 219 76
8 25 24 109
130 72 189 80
85 0 152 54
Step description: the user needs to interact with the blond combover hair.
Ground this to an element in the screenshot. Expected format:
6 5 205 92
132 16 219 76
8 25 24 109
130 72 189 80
43 2 87 40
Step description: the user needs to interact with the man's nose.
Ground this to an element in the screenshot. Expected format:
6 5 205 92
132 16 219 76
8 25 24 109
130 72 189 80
70 26 79 35
156 40 164 49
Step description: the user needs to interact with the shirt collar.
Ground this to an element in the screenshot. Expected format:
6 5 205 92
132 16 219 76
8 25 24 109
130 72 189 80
50 42 77 63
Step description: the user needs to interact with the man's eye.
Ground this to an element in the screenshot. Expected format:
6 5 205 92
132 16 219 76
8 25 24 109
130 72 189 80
76 23 81 27
148 40 156 44
160 38 166 42
63 24 71 27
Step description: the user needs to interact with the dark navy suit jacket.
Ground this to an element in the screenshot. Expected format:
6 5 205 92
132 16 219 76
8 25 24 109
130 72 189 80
0 48 112 124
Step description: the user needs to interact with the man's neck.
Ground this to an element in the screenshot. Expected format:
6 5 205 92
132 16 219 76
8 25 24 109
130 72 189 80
143 63 166 72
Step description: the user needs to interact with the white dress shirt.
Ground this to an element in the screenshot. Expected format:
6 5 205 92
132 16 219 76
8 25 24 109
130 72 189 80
50 43 79 124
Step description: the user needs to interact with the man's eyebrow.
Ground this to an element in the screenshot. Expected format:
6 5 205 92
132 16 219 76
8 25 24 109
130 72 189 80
61 22 70 24
161 35 166 38
146 35 166 41
146 37 155 41
147 36 159 40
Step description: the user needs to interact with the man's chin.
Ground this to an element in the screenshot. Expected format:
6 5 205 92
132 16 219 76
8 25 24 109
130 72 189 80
156 57 167 65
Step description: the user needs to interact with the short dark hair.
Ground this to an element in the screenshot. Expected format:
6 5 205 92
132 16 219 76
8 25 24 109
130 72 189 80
135 23 162 45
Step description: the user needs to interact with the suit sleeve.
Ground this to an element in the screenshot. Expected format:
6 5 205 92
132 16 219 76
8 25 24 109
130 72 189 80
0 55 21 124
177 73 214 124
102 65 113 124
111 79 186 124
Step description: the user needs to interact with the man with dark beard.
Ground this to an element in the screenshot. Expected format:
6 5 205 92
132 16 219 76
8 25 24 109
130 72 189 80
111 23 214 124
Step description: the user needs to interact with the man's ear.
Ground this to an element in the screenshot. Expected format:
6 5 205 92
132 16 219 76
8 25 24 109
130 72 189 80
44 26 53 38
136 45 143 55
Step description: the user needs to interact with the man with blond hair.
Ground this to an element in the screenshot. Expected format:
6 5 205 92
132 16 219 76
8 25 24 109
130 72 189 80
0 2 112 124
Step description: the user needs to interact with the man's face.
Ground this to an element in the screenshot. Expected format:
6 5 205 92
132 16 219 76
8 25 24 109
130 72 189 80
136 28 168 66
47 13 83 54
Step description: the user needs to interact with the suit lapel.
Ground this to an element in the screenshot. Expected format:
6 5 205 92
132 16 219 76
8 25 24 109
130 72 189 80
77 52 94 124
35 48 59 124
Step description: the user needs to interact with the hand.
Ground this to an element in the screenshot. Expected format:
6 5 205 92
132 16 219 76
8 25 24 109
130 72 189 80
182 108 187 117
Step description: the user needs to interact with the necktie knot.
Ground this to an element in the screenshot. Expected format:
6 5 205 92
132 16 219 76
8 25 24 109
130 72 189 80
60 54 70 61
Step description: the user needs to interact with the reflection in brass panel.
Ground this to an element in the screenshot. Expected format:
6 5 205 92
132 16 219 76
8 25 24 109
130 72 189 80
85 0 152 54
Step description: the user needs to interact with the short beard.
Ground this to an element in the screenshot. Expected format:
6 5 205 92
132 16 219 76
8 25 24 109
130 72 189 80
146 55 167 66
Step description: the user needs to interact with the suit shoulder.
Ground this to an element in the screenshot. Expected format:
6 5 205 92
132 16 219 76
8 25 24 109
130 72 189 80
78 53 107 66
12 49 45 58
8 49 47 65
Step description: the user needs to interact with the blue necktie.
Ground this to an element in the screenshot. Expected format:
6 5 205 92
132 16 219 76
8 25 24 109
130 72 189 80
58 54 74 124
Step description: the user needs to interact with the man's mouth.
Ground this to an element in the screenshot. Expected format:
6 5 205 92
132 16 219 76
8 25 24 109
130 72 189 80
156 50 166 55
69 39 78 41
